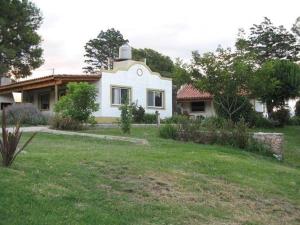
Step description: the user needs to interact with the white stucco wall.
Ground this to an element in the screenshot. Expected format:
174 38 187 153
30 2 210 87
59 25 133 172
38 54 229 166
93 61 173 119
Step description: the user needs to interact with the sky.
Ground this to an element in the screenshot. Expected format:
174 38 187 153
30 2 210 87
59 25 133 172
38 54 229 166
31 0 300 77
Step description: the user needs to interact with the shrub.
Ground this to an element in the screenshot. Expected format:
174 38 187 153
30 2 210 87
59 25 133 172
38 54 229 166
0 110 36 167
201 117 227 129
164 114 190 124
5 103 47 125
159 124 177 139
249 112 275 128
288 116 300 126
143 113 157 124
55 82 98 123
246 137 273 156
231 119 249 149
132 104 145 123
295 100 300 117
119 102 132 133
270 107 290 127
50 115 83 130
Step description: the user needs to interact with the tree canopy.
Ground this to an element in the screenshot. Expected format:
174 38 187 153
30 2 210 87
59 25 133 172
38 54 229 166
0 0 43 79
83 28 128 73
132 48 174 77
236 17 300 65
191 47 256 120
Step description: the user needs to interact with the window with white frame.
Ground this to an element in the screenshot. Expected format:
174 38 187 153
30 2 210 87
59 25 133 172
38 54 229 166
147 90 164 108
111 86 131 105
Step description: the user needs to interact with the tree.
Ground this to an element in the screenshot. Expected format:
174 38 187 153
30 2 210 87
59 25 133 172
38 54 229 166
236 17 300 65
132 48 174 77
55 82 99 122
83 28 128 73
191 47 255 121
252 59 300 115
292 16 300 37
0 0 43 79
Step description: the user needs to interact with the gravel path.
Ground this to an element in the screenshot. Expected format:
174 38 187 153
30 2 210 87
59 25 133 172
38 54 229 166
2 126 149 145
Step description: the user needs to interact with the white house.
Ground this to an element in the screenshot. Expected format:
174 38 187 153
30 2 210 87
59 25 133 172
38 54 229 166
0 44 173 123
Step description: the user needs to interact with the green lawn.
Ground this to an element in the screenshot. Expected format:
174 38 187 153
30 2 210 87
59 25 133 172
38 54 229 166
0 126 299 225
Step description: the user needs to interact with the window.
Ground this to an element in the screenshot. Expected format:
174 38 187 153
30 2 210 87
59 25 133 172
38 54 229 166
111 86 130 105
39 93 50 110
147 90 164 108
191 101 205 112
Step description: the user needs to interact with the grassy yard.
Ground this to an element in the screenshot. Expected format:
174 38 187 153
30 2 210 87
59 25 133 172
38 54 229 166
0 126 299 225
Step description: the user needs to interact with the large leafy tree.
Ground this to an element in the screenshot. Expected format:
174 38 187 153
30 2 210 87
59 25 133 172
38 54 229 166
252 59 300 115
236 17 300 65
292 16 300 37
132 48 174 77
83 28 128 72
191 47 256 121
0 0 43 79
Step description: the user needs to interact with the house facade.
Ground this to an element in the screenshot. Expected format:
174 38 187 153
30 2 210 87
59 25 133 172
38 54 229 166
0 45 173 122
177 84 267 118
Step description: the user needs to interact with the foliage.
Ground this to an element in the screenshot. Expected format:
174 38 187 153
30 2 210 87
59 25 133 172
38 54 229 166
163 114 190 124
200 116 227 129
50 115 83 131
0 110 36 167
214 96 254 123
236 17 300 65
292 16 300 37
246 137 272 157
288 116 300 126
131 104 145 123
83 28 128 72
143 113 157 124
270 108 290 127
295 100 300 117
159 124 177 139
5 103 47 125
119 102 132 133
132 48 174 77
0 0 43 78
54 82 98 123
248 112 275 128
171 58 192 87
191 47 255 121
252 59 300 115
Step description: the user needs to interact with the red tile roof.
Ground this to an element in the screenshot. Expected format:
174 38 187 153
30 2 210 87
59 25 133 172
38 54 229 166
177 84 212 101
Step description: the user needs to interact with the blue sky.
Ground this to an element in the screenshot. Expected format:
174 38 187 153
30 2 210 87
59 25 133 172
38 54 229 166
31 0 300 76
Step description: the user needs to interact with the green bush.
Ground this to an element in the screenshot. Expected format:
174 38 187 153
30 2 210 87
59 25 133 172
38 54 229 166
143 113 157 124
119 102 132 133
295 100 300 117
249 112 275 128
201 117 227 129
231 119 249 149
246 137 272 156
5 103 47 125
50 115 83 130
288 116 300 126
132 104 145 123
55 82 98 123
164 114 190 124
270 108 290 127
159 124 177 139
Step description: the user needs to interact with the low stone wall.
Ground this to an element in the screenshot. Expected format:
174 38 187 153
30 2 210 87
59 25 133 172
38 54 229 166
252 132 284 159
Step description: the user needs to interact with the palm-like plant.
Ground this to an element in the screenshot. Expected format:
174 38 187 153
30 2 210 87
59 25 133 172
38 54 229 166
0 110 37 167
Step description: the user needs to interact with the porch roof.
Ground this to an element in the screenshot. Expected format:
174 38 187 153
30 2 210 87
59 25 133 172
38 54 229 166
0 74 101 94
177 84 213 101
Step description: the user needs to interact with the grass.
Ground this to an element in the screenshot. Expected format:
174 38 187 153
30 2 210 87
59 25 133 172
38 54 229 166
0 126 299 225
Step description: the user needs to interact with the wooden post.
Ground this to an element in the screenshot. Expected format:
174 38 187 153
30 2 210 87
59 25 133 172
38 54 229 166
54 84 58 103
155 111 160 127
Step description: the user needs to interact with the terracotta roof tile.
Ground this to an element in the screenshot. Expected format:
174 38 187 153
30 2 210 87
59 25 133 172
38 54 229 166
177 84 212 101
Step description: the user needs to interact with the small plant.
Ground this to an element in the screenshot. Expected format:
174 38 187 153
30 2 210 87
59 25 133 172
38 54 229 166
159 124 177 139
119 102 133 134
132 104 145 123
0 110 37 167
50 115 83 130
